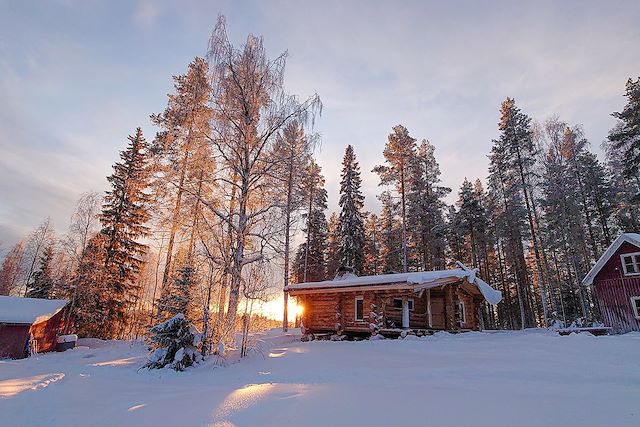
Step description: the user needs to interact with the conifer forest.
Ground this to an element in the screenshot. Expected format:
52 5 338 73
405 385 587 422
2 13 640 351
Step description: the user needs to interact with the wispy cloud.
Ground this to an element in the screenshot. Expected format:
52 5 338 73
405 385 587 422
1 0 639 246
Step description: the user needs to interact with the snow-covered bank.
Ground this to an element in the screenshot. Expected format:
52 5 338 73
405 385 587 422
1 329 639 426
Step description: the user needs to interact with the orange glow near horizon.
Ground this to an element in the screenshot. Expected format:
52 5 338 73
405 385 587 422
255 295 299 322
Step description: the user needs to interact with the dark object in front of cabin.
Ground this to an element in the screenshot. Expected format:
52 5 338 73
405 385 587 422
287 265 502 339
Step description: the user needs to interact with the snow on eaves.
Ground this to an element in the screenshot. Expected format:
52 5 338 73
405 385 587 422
0 296 69 325
287 269 503 305
581 233 640 287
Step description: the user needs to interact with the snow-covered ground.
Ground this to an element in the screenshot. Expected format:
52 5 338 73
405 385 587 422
1 329 639 427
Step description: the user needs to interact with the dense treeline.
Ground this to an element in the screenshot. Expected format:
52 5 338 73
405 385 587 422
1 15 639 346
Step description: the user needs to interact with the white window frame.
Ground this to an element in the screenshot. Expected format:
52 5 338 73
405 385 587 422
620 252 640 276
458 301 466 326
392 298 415 311
355 297 364 322
631 296 640 320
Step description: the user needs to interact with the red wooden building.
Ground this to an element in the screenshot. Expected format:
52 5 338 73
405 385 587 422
0 296 70 359
582 233 640 333
287 264 502 338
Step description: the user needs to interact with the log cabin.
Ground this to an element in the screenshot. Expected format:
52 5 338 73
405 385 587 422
582 233 640 333
286 264 502 339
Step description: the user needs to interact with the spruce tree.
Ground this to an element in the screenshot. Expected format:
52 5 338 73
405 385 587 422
603 130 640 231
72 234 109 337
337 145 365 274
454 178 487 267
26 243 55 299
157 265 195 321
609 77 640 185
100 128 151 338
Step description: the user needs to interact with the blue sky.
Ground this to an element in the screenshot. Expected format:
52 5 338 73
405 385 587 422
1 0 640 249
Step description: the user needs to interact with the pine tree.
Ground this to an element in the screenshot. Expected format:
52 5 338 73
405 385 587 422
295 160 328 282
100 128 151 338
378 191 403 273
374 125 417 272
337 145 365 274
497 98 550 325
608 77 640 186
488 128 533 329
26 243 55 299
326 213 341 279
362 213 383 275
406 139 450 270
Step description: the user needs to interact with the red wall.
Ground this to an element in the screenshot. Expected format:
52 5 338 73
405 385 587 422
0 307 70 359
593 241 640 332
0 324 31 359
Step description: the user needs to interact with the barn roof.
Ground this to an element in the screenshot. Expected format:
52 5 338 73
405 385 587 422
0 296 69 325
582 233 640 286
286 266 502 305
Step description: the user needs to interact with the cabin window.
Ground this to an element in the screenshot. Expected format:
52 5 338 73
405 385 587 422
355 297 364 321
631 296 640 319
457 301 466 326
620 252 640 276
393 298 414 311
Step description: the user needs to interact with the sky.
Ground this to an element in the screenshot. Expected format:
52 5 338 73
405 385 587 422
1 0 640 254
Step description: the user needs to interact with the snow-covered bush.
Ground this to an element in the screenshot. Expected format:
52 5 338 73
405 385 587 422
569 316 604 329
547 311 565 330
144 314 202 371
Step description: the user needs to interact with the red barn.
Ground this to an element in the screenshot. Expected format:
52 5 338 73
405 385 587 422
0 296 70 359
582 233 640 333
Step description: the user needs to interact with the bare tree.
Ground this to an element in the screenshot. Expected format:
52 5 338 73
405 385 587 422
22 218 55 296
0 239 26 296
63 192 101 268
203 16 321 335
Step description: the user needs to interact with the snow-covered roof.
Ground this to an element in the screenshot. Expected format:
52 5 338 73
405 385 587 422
0 296 69 325
287 267 502 305
582 233 640 287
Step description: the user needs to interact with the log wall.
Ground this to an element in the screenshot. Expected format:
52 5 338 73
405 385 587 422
298 283 481 335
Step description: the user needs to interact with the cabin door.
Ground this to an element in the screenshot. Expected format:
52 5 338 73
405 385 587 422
402 298 410 329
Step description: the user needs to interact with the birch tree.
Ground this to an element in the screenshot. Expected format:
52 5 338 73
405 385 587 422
204 16 321 334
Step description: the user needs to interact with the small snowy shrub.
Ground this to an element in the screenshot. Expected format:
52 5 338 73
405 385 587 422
547 311 565 330
569 316 604 329
144 314 202 371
